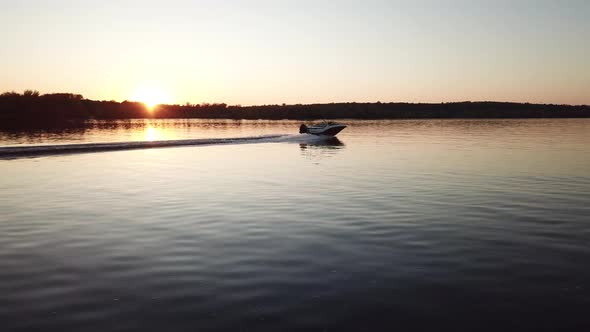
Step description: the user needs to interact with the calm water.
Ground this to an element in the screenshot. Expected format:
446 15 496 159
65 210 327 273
1 119 589 331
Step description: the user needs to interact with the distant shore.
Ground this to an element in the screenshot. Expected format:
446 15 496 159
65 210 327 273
1 91 588 128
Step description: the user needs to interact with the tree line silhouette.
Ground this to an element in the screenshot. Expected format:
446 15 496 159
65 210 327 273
1 90 588 128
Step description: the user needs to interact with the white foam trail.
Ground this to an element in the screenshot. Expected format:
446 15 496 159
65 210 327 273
0 135 285 159
0 134 341 159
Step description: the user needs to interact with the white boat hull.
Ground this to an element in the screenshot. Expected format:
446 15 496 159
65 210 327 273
300 122 346 136
306 124 347 136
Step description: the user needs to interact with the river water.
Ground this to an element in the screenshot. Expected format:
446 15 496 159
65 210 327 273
1 119 589 331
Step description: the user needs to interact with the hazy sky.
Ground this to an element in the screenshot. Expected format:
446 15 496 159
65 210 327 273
1 0 588 105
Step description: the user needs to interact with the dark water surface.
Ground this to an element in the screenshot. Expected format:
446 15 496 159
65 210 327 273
1 119 589 331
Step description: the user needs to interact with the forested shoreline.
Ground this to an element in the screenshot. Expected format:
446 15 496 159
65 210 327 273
1 90 588 128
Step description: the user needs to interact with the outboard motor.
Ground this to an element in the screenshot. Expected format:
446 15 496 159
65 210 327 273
299 124 308 134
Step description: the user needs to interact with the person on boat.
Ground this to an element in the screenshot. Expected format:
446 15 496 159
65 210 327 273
299 123 308 134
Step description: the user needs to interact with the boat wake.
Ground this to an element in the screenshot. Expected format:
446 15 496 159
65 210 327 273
0 134 340 159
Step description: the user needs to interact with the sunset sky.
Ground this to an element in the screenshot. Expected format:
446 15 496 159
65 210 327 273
1 0 588 105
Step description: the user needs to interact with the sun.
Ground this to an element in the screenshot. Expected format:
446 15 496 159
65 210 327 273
131 85 171 109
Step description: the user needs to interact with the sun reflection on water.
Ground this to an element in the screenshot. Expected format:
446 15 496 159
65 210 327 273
139 125 176 141
144 126 158 141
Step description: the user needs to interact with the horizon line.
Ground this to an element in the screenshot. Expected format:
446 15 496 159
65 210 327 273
1 90 589 108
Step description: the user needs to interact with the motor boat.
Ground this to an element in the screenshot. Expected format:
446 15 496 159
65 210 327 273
299 121 346 136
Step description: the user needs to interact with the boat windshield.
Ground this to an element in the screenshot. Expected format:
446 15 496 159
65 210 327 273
311 121 339 127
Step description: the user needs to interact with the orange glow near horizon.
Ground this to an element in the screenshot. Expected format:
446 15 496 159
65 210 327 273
130 85 172 110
